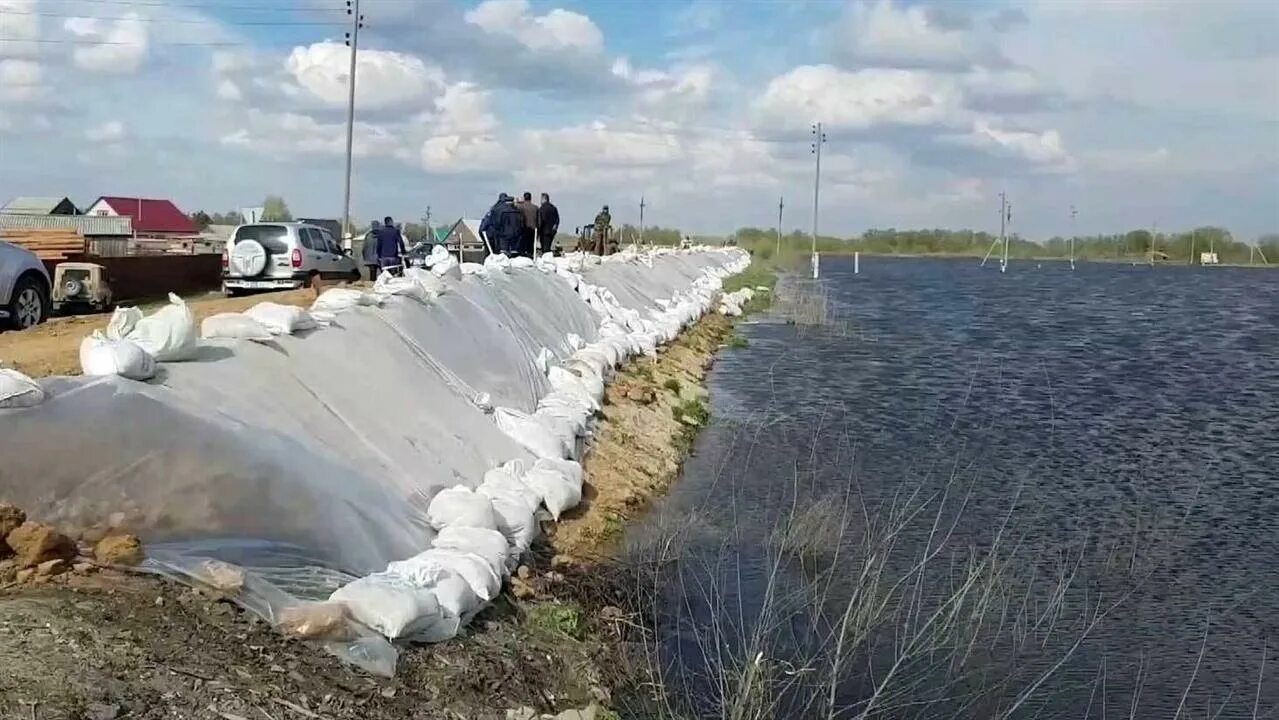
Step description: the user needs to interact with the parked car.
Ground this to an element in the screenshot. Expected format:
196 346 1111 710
51 261 113 314
0 239 52 330
222 222 360 295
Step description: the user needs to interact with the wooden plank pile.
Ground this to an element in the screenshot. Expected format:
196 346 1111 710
0 229 86 261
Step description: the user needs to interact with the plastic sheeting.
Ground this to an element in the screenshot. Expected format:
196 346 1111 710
0 246 749 674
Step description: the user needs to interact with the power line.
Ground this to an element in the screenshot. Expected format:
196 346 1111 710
0 36 252 46
0 10 345 26
36 0 345 11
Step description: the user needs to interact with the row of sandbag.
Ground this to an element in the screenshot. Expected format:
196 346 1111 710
317 248 749 653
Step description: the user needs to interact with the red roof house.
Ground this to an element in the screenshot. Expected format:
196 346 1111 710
83 196 199 236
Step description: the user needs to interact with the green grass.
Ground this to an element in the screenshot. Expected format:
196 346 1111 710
663 378 682 394
727 334 749 349
525 601 586 641
671 397 709 426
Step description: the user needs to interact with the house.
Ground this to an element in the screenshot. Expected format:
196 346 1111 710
0 213 132 259
440 218 488 263
1 196 80 215
83 196 199 237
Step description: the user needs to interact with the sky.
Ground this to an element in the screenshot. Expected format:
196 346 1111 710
1 0 1277 240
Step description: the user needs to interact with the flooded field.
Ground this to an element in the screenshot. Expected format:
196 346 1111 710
624 256 1278 718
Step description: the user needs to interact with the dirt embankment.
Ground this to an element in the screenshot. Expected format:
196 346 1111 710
0 289 316 378
0 302 744 720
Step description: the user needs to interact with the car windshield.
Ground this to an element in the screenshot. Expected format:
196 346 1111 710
233 225 289 254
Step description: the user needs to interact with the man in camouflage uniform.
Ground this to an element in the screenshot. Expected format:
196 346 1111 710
592 205 611 255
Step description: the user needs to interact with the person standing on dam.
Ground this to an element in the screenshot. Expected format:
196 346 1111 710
537 193 560 255
362 219 382 280
480 193 523 256
592 205 612 255
514 192 538 258
374 216 407 275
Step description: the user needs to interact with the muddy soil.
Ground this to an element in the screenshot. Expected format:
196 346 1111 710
0 309 740 720
0 289 316 378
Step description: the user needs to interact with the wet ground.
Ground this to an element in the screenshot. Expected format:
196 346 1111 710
627 256 1278 718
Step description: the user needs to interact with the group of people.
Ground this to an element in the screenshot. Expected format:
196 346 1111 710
479 192 562 258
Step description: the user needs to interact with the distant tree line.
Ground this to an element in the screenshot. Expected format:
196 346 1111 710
730 226 1279 265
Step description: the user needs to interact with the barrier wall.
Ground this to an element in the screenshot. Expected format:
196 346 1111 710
0 247 750 673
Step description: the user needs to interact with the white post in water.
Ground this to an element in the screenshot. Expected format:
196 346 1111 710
811 121 825 279
854 251 860 274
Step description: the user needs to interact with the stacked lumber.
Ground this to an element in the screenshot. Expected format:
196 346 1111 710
0 229 85 261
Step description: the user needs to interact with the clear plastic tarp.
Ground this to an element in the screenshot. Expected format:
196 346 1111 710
0 247 749 673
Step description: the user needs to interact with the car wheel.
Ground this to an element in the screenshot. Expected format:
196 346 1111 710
8 275 49 330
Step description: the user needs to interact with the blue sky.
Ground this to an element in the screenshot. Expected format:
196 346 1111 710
1 0 1276 240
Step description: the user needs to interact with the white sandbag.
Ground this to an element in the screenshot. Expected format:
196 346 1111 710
388 548 501 602
566 333 585 351
460 262 486 276
534 409 582 458
125 293 198 362
509 256 535 269
0 369 44 409
572 347 612 378
105 306 142 339
403 268 447 296
430 254 462 279
564 361 605 400
245 302 317 335
431 526 510 578
200 313 274 342
429 569 480 618
537 457 584 488
79 332 156 380
524 460 584 520
535 347 555 375
548 366 601 408
495 407 569 460
535 397 589 437
483 253 511 272
374 270 441 303
329 572 454 641
426 485 499 531
477 471 540 553
310 288 381 313
423 244 450 267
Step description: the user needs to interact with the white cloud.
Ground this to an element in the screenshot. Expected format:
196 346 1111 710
0 58 41 102
85 120 127 142
220 110 405 160
465 0 604 55
755 65 965 131
524 122 684 168
430 83 498 135
0 0 39 59
837 0 1002 69
420 135 505 173
63 13 149 73
942 119 1073 170
285 42 446 109
216 79 242 101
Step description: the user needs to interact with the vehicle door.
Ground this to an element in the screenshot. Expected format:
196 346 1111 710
298 228 329 276
319 230 351 277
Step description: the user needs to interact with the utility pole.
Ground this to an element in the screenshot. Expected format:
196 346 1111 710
1000 192 1009 273
1069 204 1077 270
424 205 432 242
639 196 646 247
341 0 364 245
811 122 826 279
776 196 784 257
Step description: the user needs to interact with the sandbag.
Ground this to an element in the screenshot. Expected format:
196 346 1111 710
79 332 156 380
495 407 569 460
509 256 535 269
0 369 44 409
121 293 198 362
403 268 447 297
564 361 605 400
330 572 453 641
383 555 480 618
548 366 601 408
460 262 486 276
245 302 317 335
398 547 502 602
430 255 462 279
200 313 274 342
374 270 438 303
426 485 499 532
483 253 511 272
476 468 541 553
431 526 511 577
310 288 381 313
525 458 584 519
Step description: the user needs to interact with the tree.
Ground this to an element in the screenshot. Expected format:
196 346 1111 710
189 210 212 230
262 196 293 222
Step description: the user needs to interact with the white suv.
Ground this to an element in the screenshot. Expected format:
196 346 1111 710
222 222 360 295
0 240 52 330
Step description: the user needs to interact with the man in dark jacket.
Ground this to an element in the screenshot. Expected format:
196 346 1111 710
536 193 559 255
373 216 406 274
514 192 538 258
479 193 523 256
362 220 382 280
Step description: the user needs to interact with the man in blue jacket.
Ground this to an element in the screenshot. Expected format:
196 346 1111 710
374 216 406 275
479 193 523 256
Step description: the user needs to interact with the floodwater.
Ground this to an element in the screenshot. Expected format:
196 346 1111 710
624 256 1278 719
